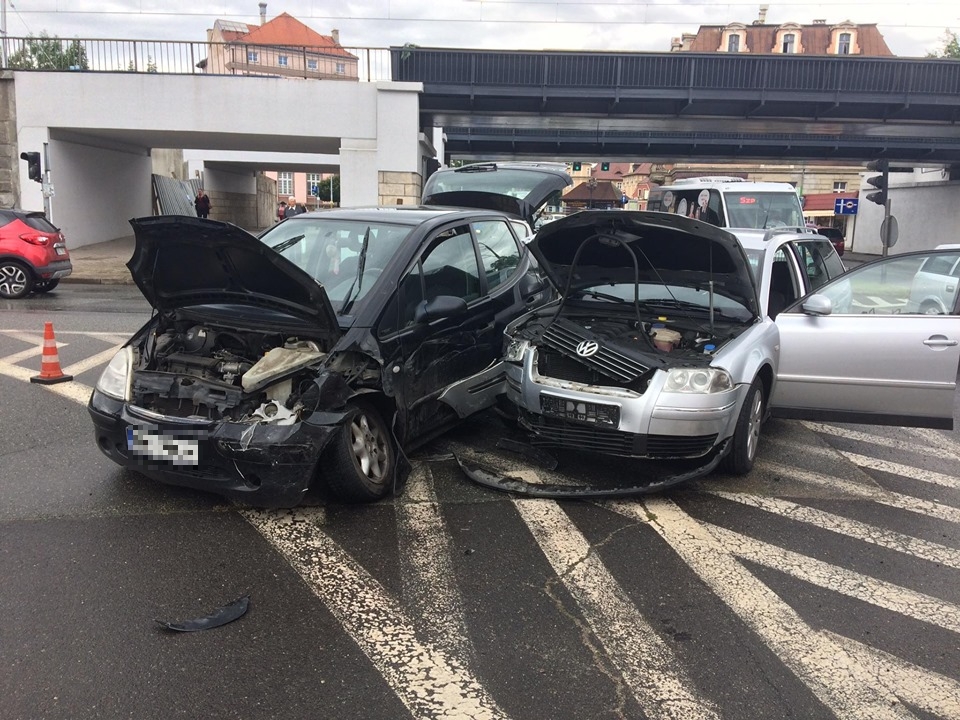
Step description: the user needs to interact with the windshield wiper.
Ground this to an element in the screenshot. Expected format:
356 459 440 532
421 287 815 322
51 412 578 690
339 227 371 315
268 234 305 254
571 289 627 303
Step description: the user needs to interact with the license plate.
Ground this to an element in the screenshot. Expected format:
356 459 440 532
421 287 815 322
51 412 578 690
540 395 620 426
127 426 200 466
55 246 67 256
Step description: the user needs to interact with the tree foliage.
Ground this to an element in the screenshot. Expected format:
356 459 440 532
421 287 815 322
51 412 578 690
8 32 89 70
928 29 960 58
317 175 340 204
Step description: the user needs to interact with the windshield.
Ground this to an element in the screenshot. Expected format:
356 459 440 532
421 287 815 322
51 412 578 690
425 167 554 201
576 282 754 322
259 218 413 312
724 191 804 230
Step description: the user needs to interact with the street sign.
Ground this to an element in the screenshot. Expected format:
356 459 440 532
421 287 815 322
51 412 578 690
881 215 899 248
311 184 319 196
834 197 859 215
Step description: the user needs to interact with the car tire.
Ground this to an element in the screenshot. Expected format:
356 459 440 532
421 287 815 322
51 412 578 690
721 378 765 475
0 260 34 299
327 400 395 503
920 301 943 315
33 279 60 293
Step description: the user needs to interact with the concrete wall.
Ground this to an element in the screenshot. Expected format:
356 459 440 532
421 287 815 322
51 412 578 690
200 166 258 228
0 73 17 209
852 179 960 254
8 72 424 247
257 172 278 229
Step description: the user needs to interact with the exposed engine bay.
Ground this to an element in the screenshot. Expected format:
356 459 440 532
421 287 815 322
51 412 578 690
129 317 371 423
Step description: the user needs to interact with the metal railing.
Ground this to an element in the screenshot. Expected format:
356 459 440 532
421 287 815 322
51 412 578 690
389 47 960 96
1 37 395 82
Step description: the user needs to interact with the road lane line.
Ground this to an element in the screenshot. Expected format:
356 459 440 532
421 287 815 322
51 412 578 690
708 491 960 570
242 508 507 720
0 360 94 405
798 421 960 462
902 427 960 461
757 460 960 525
706 523 960 635
837 451 960 492
0 346 43 365
607 499 917 720
61 344 123 377
396 465 477 669
514 498 721 720
825 631 960 718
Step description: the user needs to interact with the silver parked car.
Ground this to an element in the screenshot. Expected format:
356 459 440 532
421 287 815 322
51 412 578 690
906 244 960 315
479 211 960 496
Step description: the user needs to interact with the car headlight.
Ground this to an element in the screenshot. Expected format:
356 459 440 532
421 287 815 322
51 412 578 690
504 338 530 364
95 346 134 401
663 367 733 394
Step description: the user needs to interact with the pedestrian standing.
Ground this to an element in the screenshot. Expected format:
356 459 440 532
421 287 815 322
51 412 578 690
284 195 304 218
195 189 212 219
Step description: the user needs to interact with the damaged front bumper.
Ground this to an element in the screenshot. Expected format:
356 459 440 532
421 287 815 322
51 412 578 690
456 438 729 498
88 389 344 507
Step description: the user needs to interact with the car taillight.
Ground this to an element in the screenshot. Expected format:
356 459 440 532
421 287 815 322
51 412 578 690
20 232 52 246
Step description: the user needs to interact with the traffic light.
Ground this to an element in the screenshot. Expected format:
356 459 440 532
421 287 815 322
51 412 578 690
601 162 610 172
20 151 41 183
572 162 582 172
865 159 888 206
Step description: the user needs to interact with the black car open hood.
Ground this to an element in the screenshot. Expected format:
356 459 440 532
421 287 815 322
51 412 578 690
422 162 572 227
529 210 758 312
127 216 341 339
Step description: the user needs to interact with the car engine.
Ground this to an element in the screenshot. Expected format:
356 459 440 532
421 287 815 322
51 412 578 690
130 321 329 423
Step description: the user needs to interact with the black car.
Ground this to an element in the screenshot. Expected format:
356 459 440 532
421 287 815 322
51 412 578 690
88 163 571 507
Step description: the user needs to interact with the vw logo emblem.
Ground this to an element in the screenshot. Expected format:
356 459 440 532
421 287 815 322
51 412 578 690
576 340 599 357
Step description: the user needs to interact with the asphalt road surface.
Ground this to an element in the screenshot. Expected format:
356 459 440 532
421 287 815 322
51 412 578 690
1 284 959 720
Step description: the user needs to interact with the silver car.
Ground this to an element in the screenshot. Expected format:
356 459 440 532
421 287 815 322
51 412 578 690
484 211 960 496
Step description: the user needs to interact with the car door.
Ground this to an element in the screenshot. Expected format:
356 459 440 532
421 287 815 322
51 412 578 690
771 249 960 429
385 221 512 441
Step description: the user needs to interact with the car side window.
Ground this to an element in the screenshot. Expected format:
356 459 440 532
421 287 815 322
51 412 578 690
810 251 960 315
473 219 521 293
793 241 833 291
421 226 481 304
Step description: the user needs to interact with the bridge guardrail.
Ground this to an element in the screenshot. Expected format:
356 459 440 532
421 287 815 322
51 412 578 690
1 37 395 83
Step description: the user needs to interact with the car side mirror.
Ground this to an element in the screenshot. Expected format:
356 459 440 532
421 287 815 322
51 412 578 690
414 295 468 324
801 294 832 316
518 273 545 298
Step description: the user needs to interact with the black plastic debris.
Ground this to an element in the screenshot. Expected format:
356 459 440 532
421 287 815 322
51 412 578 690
155 595 250 632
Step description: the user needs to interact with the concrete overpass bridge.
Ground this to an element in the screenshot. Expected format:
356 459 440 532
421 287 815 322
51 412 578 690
5 42 960 248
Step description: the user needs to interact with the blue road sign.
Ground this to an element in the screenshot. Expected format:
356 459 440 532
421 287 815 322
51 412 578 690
311 184 320 196
834 197 859 215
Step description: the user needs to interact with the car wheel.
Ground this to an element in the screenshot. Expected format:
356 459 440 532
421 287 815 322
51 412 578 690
721 378 765 475
0 260 33 299
328 400 395 503
920 301 943 315
33 279 61 293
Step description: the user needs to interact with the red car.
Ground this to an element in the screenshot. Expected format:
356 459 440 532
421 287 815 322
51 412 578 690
815 226 845 257
0 209 72 298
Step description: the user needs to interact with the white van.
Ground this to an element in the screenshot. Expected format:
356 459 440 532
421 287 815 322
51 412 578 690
647 177 805 231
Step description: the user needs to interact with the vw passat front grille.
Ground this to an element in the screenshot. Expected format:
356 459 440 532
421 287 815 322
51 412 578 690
541 322 649 383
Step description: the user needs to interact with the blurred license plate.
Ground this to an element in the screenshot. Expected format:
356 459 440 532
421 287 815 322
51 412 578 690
127 426 199 466
55 246 67 255
540 395 620 426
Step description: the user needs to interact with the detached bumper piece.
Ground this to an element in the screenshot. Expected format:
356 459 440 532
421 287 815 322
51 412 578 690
455 438 729 499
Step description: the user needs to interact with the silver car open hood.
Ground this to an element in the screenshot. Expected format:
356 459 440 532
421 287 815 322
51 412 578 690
529 210 759 312
127 216 341 341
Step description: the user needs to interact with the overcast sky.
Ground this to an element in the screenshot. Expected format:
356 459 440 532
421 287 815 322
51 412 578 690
3 1 958 58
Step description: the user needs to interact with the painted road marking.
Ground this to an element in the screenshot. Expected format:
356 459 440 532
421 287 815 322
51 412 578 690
609 499 918 720
515 498 721 720
706 523 960 635
709 491 960 571
243 508 508 720
61 344 123 377
838 451 960 492
800 421 960 463
757 459 960 525
396 465 478 669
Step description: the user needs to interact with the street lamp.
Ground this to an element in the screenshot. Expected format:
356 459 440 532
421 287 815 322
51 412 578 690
587 177 598 209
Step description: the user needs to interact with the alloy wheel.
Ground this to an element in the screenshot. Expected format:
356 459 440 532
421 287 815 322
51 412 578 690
0 263 29 298
746 389 763 461
350 412 388 482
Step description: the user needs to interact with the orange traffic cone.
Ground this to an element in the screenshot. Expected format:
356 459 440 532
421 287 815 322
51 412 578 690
30 321 73 385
